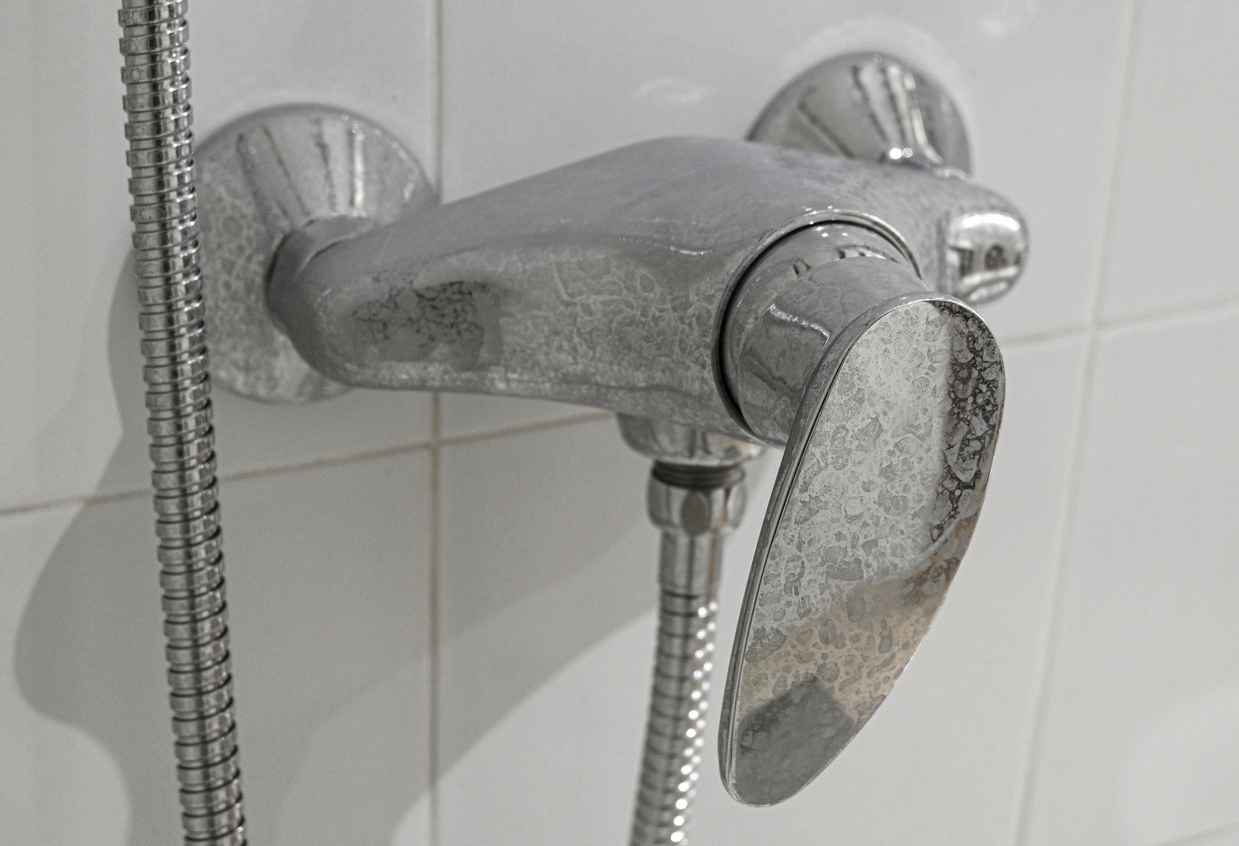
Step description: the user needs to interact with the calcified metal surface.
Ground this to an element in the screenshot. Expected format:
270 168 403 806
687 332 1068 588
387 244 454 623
197 102 1024 813
719 299 1004 805
267 136 1021 431
116 0 247 840
196 105 435 402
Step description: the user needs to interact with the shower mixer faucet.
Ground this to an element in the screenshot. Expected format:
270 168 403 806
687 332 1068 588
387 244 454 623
116 18 1026 839
202 50 1024 814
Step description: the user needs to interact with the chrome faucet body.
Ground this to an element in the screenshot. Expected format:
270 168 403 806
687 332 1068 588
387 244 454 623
261 136 1019 444
238 128 1019 805
186 51 1028 823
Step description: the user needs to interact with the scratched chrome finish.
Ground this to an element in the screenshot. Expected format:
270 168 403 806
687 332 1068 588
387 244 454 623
196 105 435 402
266 136 1020 433
630 463 748 846
718 297 1004 806
751 53 1027 305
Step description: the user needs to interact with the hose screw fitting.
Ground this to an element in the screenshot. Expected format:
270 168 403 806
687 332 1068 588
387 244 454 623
647 465 748 536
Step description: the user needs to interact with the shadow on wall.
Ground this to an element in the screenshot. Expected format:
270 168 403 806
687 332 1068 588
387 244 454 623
12 259 663 844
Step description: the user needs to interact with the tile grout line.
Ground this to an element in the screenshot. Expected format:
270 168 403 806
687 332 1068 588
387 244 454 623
0 438 425 519
1010 326 1100 845
224 439 432 483
438 409 611 448
1011 2 1142 843
431 0 445 195
11 277 1227 525
1000 324 1089 350
15 271 1234 527
0 485 164 520
1159 821 1239 846
12 258 1231 529
429 0 444 837
0 411 610 522
987 279 1239 352
428 392 443 846
1096 290 1239 334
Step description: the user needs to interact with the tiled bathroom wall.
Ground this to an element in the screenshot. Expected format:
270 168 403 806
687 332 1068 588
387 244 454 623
3 0 1236 844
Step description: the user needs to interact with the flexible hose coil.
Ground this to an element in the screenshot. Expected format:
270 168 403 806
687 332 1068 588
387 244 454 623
630 581 720 845
630 465 745 846
117 1 248 842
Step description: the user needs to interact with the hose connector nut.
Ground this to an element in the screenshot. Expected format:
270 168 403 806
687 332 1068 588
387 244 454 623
647 465 747 536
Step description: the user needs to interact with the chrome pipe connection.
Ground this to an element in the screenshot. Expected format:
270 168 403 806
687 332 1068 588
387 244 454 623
194 52 1027 815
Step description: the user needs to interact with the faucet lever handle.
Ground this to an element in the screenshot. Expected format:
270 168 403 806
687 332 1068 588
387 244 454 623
719 296 1005 806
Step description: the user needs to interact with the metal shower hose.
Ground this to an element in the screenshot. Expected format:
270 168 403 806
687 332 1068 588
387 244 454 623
114 5 750 844
117 0 247 841
631 463 746 846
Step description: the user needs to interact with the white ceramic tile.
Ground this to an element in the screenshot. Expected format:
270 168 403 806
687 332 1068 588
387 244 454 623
3 454 433 845
1023 309 1239 846
0 0 436 511
193 0 436 166
192 0 441 482
0 5 37 510
439 394 590 440
438 334 1082 845
436 418 660 844
0 0 132 512
442 0 1127 359
1166 824 1239 846
0 505 132 845
1101 1 1239 322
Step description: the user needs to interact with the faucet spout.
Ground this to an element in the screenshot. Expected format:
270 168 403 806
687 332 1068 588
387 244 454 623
267 136 1022 439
